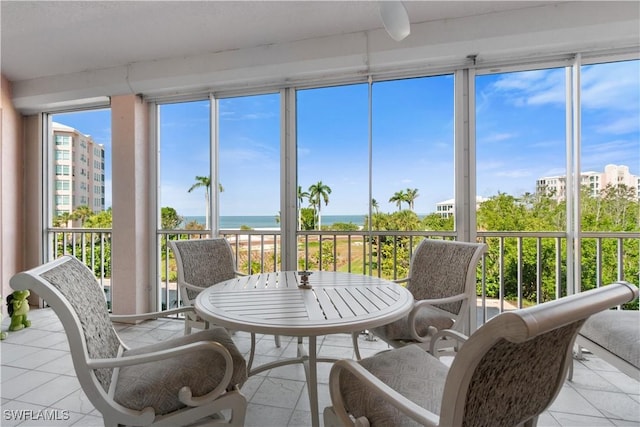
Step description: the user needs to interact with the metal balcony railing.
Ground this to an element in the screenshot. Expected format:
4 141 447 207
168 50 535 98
48 228 639 321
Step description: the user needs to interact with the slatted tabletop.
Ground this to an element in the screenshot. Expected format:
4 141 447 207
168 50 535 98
195 271 414 336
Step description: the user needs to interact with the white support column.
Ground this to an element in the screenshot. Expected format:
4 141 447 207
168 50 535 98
565 55 583 297
565 66 575 297
454 67 476 243
111 94 152 315
572 54 583 295
211 94 219 237
281 88 298 271
148 102 161 311
454 66 479 333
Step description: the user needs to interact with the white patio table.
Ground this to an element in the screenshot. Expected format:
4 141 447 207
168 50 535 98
194 270 413 427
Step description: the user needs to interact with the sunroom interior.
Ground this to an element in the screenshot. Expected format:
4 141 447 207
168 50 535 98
1 1 639 425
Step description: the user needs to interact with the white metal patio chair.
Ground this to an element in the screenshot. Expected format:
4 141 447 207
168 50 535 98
10 255 248 427
170 238 281 367
326 281 639 427
353 239 487 359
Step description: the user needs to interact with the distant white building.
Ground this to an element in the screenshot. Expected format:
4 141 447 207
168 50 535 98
536 164 639 201
53 122 106 219
436 196 488 218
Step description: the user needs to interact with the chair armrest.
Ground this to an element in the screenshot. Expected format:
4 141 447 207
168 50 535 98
180 281 207 293
235 271 247 277
110 306 195 323
87 340 235 406
393 277 409 285
413 293 467 308
429 329 468 356
406 294 467 342
329 359 440 427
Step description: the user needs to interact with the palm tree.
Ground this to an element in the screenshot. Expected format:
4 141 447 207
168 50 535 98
308 181 331 230
371 198 380 215
389 190 406 211
53 211 73 228
405 188 419 211
72 205 93 226
188 175 211 229
297 185 310 231
188 176 224 229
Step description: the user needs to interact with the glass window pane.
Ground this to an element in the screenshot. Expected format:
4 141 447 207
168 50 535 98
372 75 455 230
51 109 111 227
297 84 369 231
158 100 210 230
218 93 281 229
476 68 567 231
580 59 639 215
579 59 639 287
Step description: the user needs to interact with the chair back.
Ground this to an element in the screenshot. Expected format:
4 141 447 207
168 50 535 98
439 281 639 427
170 238 237 303
407 239 486 316
10 256 121 394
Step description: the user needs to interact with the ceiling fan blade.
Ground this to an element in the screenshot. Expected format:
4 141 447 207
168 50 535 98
379 1 410 41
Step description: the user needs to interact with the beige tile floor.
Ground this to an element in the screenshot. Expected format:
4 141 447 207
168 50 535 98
1 307 639 426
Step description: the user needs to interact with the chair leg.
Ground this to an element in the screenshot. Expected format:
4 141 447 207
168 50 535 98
568 344 585 381
352 332 362 360
274 334 281 348
323 406 341 427
248 333 256 371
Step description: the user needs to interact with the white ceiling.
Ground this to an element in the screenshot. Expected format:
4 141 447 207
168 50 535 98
2 1 639 112
0 1 561 81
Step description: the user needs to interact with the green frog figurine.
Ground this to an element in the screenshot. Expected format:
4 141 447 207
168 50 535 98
7 290 31 332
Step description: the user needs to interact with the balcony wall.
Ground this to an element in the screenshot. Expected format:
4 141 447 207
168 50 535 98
1 75 24 317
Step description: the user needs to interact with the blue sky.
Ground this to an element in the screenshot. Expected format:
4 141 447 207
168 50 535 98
54 60 639 217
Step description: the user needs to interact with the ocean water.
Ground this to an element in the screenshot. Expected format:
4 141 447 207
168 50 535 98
183 215 366 229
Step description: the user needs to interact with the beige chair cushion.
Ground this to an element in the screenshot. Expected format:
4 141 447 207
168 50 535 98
339 345 448 426
579 310 640 370
373 305 455 342
115 327 247 415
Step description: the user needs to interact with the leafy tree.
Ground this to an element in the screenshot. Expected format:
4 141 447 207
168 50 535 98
308 181 331 230
477 192 529 231
306 240 336 271
161 207 183 230
364 210 423 279
84 207 112 228
184 220 205 230
300 207 316 231
583 184 637 231
422 212 454 231
330 222 359 231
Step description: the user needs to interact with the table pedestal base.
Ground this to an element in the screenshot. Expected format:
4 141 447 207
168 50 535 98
247 336 338 427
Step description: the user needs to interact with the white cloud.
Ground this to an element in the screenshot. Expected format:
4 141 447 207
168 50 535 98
480 132 517 144
495 169 532 178
488 61 639 114
491 68 565 107
594 116 640 135
160 182 206 217
581 61 639 112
